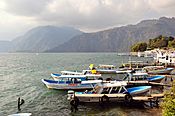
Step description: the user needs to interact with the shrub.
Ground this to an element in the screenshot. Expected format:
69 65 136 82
161 80 175 116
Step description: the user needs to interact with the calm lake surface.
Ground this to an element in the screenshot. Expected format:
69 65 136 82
0 53 162 116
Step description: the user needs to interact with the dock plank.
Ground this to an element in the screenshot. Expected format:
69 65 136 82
75 93 125 98
151 93 164 98
133 96 153 101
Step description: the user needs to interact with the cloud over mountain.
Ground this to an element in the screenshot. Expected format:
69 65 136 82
0 0 175 40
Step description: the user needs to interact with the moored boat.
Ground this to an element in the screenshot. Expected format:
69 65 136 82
147 75 165 82
67 81 151 103
42 76 97 90
116 70 165 83
120 61 150 69
143 66 174 75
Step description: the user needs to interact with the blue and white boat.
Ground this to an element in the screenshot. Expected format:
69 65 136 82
117 70 165 83
126 86 151 95
143 66 174 75
67 81 151 103
42 76 97 90
146 75 165 82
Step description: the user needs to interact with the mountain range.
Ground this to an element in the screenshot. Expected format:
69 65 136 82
48 17 175 52
11 26 82 52
1 17 175 53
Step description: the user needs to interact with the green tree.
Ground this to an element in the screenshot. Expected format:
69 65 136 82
131 42 147 52
157 37 168 47
168 40 175 48
167 36 174 41
148 35 168 49
132 35 175 51
162 81 175 116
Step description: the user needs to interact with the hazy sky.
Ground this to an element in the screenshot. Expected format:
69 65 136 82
0 0 175 41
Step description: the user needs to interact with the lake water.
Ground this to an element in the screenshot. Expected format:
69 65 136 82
0 53 162 116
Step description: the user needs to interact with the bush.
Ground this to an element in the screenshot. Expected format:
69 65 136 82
131 42 147 52
161 81 175 116
168 40 175 48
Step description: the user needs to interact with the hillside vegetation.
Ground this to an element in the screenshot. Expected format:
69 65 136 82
131 35 175 52
161 81 175 116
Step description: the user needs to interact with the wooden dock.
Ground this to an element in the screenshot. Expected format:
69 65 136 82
151 93 164 98
133 93 164 101
75 93 125 98
70 93 165 112
133 96 153 101
75 93 164 102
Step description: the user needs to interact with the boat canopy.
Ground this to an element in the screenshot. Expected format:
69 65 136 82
59 75 86 79
103 81 127 87
98 64 116 68
116 70 132 74
81 80 103 84
132 72 148 76
143 66 164 69
51 73 87 78
82 80 127 87
61 70 82 75
128 61 143 63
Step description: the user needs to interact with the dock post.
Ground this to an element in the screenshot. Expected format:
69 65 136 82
70 97 79 113
18 97 21 111
17 97 25 112
70 100 78 113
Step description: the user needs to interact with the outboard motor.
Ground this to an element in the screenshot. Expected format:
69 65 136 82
67 90 74 100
